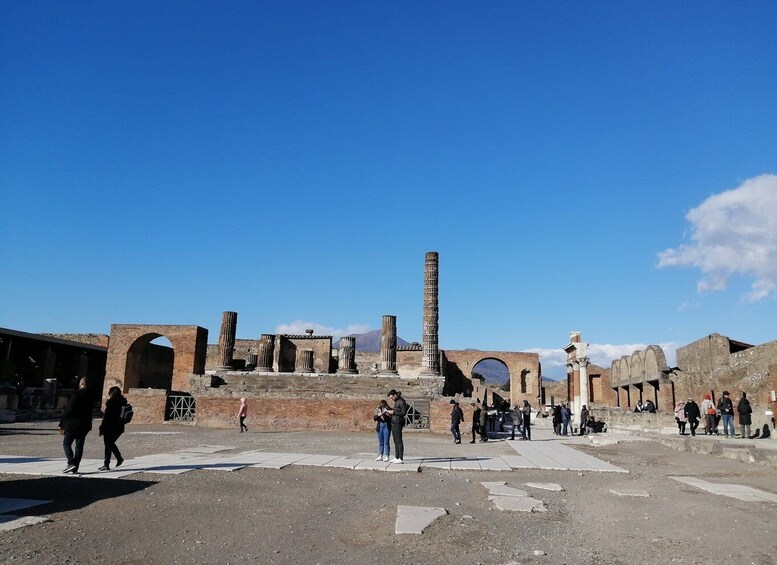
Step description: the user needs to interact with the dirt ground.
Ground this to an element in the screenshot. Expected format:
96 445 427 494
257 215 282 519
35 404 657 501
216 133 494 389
1 422 776 565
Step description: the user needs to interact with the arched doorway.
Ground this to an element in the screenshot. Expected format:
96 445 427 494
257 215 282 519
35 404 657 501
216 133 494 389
124 334 175 391
472 358 511 407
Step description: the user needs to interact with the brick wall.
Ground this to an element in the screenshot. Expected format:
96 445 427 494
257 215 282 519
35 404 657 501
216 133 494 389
126 388 168 425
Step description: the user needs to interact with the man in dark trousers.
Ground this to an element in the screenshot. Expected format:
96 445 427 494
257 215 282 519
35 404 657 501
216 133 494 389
59 377 93 473
684 397 701 436
449 399 464 444
471 400 482 444
387 389 407 464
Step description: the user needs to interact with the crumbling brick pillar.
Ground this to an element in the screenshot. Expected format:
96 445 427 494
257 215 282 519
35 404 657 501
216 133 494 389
380 315 398 375
420 251 440 376
657 378 675 412
216 311 237 370
298 349 314 373
337 336 357 374
255 334 275 372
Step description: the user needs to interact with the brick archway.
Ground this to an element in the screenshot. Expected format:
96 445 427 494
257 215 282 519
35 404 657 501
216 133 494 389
104 324 208 397
443 350 541 406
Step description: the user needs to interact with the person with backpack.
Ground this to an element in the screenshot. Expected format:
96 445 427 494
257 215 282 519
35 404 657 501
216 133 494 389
717 391 735 437
700 394 717 435
98 386 128 471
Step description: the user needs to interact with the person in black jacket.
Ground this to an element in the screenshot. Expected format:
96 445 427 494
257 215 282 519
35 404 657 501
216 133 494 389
59 377 93 474
449 400 464 444
737 392 752 439
98 386 127 471
471 401 482 444
684 397 701 436
387 389 407 463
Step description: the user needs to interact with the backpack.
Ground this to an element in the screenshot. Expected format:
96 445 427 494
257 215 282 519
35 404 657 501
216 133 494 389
119 403 134 424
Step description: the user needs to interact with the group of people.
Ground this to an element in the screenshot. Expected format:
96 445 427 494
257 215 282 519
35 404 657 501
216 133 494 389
58 377 128 474
633 400 656 413
372 389 408 463
673 390 765 438
550 403 606 436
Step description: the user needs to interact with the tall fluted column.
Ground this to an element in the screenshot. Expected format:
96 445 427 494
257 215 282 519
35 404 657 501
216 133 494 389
380 315 398 375
256 334 275 372
571 361 581 429
338 336 357 374
299 349 314 373
420 251 440 375
217 311 237 370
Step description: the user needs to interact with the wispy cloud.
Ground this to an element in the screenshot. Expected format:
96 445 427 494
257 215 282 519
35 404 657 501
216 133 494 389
275 320 371 339
527 342 679 380
658 174 777 302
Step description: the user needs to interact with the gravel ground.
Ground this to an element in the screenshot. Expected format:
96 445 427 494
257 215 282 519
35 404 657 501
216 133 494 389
1 421 776 564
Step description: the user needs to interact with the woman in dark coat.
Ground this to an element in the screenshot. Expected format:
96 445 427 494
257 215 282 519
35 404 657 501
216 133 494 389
737 392 752 439
98 386 127 471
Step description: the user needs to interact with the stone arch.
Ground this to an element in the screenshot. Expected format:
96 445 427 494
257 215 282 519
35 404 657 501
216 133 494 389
630 351 644 383
618 356 631 385
104 324 208 398
643 345 668 379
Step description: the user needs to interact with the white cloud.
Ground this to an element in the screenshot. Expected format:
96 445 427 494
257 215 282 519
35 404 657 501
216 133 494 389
274 320 371 339
527 342 679 380
658 174 777 301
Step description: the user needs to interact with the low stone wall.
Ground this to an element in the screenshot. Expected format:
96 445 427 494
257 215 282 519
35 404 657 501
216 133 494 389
126 388 168 425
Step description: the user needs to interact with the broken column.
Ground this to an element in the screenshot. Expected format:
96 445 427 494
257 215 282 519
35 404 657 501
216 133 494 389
299 349 314 373
217 311 237 370
338 336 357 374
420 251 440 376
380 315 398 375
245 352 257 371
255 334 275 372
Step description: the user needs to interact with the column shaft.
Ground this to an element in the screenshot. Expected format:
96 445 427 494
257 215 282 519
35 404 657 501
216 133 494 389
380 315 398 374
421 251 440 375
217 311 238 369
338 336 357 374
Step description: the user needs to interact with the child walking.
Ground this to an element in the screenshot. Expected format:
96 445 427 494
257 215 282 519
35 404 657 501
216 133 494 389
238 398 248 432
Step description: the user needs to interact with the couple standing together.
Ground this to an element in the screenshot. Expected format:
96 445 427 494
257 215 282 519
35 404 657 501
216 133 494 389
374 389 407 464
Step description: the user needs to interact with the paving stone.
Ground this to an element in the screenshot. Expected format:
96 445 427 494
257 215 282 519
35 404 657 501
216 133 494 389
671 476 777 503
395 505 447 534
525 482 564 492
477 457 513 471
0 515 51 531
177 445 234 454
609 489 650 497
481 482 529 498
489 496 546 512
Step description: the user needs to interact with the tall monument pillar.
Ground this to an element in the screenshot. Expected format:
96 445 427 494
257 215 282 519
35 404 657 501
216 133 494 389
579 357 590 415
420 251 440 376
255 334 275 372
380 315 398 375
338 336 358 374
217 311 237 370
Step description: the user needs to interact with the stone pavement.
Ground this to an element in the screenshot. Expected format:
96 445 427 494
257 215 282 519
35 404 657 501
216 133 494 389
0 424 627 478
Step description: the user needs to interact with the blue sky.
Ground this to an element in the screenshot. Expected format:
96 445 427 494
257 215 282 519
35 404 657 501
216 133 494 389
2 2 776 379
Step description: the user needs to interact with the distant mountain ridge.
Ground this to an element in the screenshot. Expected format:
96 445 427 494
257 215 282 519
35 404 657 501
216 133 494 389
335 330 411 352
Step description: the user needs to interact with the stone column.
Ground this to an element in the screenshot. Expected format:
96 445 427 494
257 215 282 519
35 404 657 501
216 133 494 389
420 251 440 376
579 357 590 411
338 336 357 374
246 352 257 371
571 361 581 429
216 311 238 369
255 334 275 372
298 349 314 373
380 315 398 375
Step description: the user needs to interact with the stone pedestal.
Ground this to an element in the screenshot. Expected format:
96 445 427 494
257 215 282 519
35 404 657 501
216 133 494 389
380 315 398 375
256 334 275 372
217 311 238 370
420 251 440 376
338 336 357 374
299 349 314 373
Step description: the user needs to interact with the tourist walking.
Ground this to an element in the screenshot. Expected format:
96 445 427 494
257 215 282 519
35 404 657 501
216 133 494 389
59 377 93 474
717 391 735 437
674 400 687 435
238 397 248 432
560 403 571 436
737 392 752 439
374 399 391 461
98 386 127 471
479 401 489 442
552 404 562 435
449 400 464 444
510 403 522 440
700 394 717 435
521 400 532 440
387 389 407 463
579 405 589 436
684 397 701 436
471 400 482 443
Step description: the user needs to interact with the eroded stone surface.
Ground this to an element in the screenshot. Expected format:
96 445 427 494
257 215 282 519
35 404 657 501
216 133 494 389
395 505 447 534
